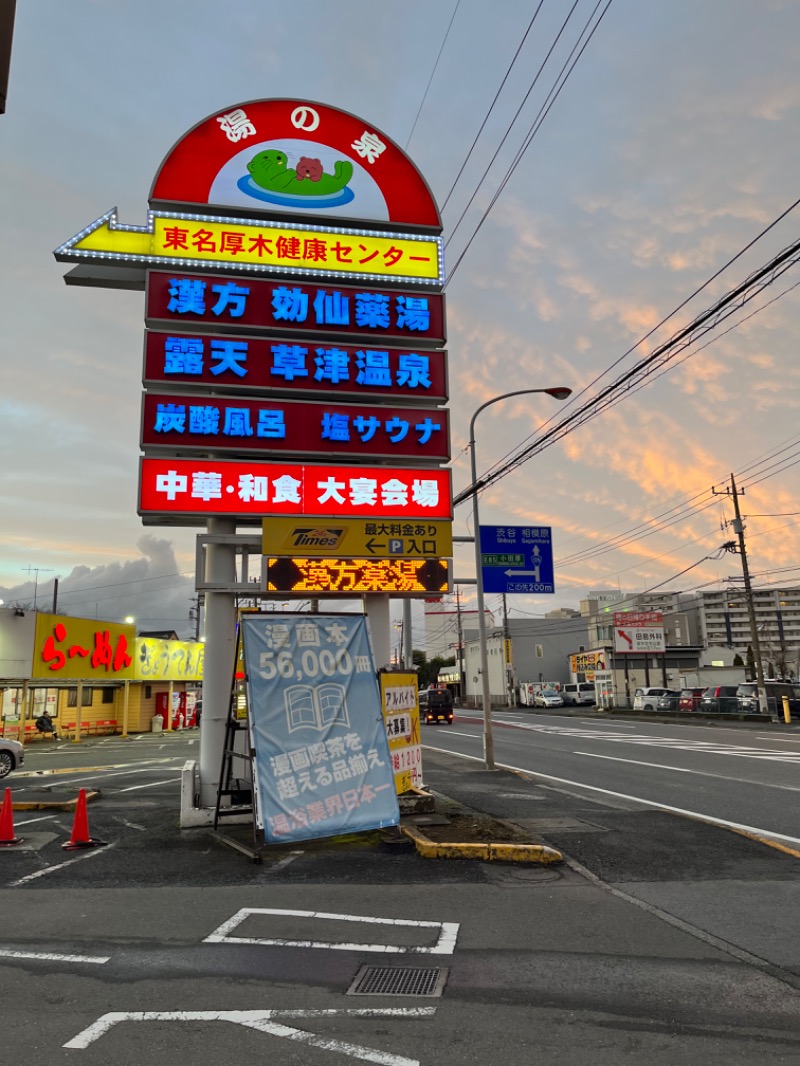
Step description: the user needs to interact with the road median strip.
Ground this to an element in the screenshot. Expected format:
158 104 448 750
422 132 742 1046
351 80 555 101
400 824 562 863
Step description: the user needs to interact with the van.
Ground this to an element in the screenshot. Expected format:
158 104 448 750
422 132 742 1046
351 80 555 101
421 688 454 725
632 687 671 711
736 681 800 717
562 682 595 706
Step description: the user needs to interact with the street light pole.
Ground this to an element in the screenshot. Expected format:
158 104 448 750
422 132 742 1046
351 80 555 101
468 387 572 770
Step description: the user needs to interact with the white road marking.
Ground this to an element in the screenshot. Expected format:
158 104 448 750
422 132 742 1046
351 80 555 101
0 948 109 964
474 719 800 764
114 777 180 793
15 815 58 825
204 908 459 955
573 751 800 791
65 1008 436 1061
422 744 800 847
113 817 146 832
8 843 116 887
756 735 800 742
443 730 481 739
270 850 304 871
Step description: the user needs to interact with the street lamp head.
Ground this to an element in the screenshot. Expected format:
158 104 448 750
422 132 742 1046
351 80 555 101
544 387 572 401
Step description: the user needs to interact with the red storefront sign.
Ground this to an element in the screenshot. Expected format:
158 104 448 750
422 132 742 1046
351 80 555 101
149 99 442 230
143 330 448 403
139 458 452 521
141 392 450 462
145 271 446 346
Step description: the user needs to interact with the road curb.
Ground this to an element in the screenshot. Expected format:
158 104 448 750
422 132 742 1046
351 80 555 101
400 824 563 863
11 789 100 811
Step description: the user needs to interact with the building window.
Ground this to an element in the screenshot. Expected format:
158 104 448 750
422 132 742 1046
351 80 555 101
535 644 544 658
101 688 115 705
145 685 152 700
67 688 93 708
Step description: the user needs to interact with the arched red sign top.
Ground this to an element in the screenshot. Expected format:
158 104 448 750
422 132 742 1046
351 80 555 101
149 98 441 232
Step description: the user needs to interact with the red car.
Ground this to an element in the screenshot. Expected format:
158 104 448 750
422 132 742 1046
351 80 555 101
678 687 707 713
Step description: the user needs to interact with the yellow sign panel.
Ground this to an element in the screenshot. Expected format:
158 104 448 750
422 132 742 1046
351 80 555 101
263 517 453 559
32 614 136 681
504 639 513 664
56 208 444 284
265 557 450 595
134 638 205 681
380 672 423 793
570 650 607 679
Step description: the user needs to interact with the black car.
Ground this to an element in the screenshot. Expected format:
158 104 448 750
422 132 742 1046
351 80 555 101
698 685 740 715
655 691 681 713
420 688 454 725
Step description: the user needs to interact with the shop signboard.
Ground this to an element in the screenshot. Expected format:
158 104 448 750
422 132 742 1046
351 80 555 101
139 458 452 522
134 638 205 681
613 611 665 654
57 209 443 285
240 612 399 843
32 614 136 681
141 392 450 463
569 650 607 680
145 271 446 346
380 672 423 792
263 557 450 596
143 331 448 404
262 516 453 559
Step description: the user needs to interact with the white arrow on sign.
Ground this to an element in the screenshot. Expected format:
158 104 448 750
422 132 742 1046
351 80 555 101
504 566 541 581
65 1007 437 1064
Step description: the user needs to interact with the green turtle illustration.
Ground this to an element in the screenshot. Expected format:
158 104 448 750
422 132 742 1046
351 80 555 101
247 149 353 196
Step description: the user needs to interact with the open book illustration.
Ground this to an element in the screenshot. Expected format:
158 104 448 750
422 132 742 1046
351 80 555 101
285 683 350 733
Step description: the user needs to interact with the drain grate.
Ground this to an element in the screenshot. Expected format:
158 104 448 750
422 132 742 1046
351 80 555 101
347 966 448 997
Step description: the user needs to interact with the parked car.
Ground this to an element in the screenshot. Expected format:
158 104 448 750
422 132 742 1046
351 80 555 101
0 736 24 779
678 687 707 713
534 689 564 708
655 690 682 713
562 682 595 706
632 687 671 711
420 688 454 725
736 681 800 717
698 685 741 715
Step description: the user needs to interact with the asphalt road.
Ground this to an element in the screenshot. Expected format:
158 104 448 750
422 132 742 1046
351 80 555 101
3 727 800 1064
423 710 800 846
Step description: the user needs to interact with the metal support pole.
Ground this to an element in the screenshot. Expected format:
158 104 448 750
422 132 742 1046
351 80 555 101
365 595 392 669
198 518 238 808
121 680 130 739
402 598 413 670
73 681 83 743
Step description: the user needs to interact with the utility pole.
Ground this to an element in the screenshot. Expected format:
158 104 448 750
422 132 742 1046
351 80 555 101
455 586 464 704
502 593 512 707
714 474 768 716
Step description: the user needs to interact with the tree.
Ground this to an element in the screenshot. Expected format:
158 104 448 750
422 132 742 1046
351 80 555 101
745 644 755 682
732 653 744 667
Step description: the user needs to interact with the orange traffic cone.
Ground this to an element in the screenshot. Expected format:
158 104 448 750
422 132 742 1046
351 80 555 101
63 788 107 850
0 787 22 847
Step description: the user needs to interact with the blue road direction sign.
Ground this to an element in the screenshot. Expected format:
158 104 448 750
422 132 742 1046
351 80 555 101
479 525 554 594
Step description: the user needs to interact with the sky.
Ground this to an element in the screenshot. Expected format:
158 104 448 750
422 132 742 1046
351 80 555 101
3 0 800 648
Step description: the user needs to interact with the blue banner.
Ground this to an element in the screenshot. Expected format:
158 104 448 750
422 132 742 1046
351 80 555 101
241 613 400 844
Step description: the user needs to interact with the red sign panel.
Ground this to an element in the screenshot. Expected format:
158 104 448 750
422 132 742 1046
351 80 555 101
141 393 450 462
139 458 452 521
143 331 448 403
612 611 664 627
146 271 446 346
149 99 441 230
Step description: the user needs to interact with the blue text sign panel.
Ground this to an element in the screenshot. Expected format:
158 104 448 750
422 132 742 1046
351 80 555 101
479 525 554 594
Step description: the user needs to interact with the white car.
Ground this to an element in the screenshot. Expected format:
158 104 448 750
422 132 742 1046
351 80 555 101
0 737 24 779
534 690 564 708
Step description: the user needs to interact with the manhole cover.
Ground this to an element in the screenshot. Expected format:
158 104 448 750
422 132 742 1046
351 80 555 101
347 966 448 997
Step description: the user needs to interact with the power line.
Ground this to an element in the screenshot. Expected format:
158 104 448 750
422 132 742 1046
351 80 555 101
405 0 462 150
440 2 545 212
